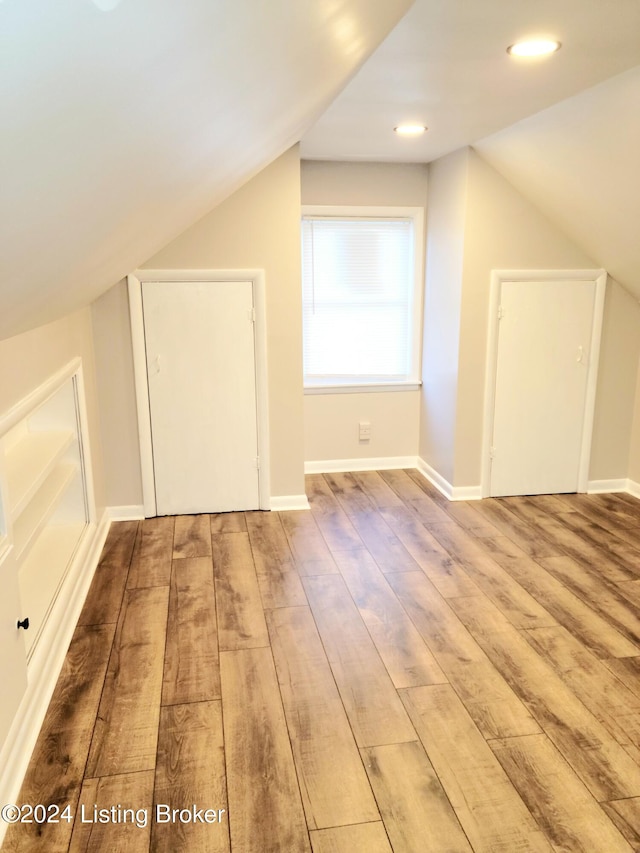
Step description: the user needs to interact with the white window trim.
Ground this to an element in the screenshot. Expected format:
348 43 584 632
301 205 424 394
305 381 422 395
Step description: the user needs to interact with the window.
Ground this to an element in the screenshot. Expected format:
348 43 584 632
301 205 423 392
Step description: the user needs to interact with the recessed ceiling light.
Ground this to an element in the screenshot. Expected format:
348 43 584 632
91 0 124 9
507 39 561 57
394 124 428 136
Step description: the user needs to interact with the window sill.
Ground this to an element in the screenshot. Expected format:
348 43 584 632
304 381 422 395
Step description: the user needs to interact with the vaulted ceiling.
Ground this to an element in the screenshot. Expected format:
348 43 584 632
301 0 640 164
475 66 640 299
301 0 640 298
1 0 412 338
4 0 640 340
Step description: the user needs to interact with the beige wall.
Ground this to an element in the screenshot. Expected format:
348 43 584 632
91 281 143 508
419 149 468 484
304 391 420 462
0 309 106 513
301 160 428 462
143 145 305 498
455 149 598 486
627 363 640 484
301 160 429 208
589 279 640 481
421 146 640 489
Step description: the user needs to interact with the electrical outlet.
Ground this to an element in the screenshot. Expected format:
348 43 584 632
359 421 371 441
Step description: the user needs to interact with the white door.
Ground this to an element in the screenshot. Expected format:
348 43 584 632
142 280 260 515
490 280 596 497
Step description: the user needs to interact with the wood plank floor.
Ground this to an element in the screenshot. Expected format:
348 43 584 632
4 470 640 852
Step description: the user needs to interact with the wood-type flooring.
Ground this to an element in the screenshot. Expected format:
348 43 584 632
4 470 640 852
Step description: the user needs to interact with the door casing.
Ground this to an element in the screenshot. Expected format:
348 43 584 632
481 268 607 498
128 269 271 516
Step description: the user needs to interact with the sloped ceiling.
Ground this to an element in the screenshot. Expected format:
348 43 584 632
0 0 412 339
299 0 640 304
301 0 640 164
6 0 640 341
474 66 640 300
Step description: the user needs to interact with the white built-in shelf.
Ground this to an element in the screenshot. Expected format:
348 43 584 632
6 430 75 520
0 364 92 669
0 359 95 759
20 522 87 658
13 463 77 562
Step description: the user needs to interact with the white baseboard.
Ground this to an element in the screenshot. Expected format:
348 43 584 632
451 485 483 500
627 480 640 499
415 458 452 499
108 504 145 521
305 455 418 474
0 510 110 840
416 457 482 501
303 455 482 501
586 478 629 494
270 495 310 511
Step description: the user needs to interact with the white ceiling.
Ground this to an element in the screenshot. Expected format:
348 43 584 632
5 0 640 340
301 0 640 164
302 0 640 299
475 65 640 298
0 0 411 339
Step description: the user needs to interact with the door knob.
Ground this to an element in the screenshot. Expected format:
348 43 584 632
17 617 29 630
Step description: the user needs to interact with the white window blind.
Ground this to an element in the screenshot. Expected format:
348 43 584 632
302 213 420 388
